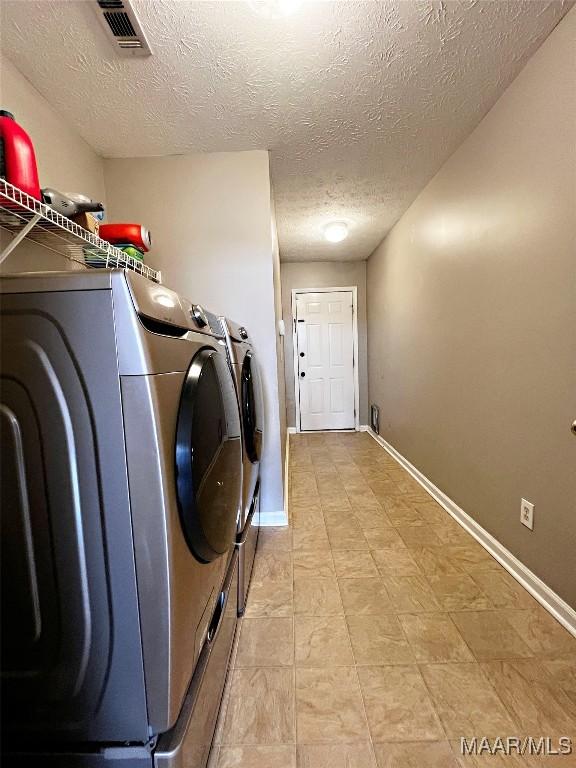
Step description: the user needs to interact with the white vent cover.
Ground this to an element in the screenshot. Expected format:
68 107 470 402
95 0 152 57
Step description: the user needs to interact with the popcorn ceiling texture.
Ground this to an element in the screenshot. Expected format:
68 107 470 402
1 0 571 261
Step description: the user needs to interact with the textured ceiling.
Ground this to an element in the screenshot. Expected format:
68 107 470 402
1 0 572 261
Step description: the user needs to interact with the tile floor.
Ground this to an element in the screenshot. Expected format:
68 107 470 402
210 432 576 767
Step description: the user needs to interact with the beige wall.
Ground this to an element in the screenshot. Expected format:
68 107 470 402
0 57 105 200
281 260 368 429
104 151 285 517
0 57 106 272
367 9 576 607
271 194 287 475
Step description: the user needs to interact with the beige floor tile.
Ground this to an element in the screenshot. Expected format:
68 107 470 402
396 526 444 548
503 608 576 658
382 575 441 613
401 486 437 504
412 501 450 526
353 506 394 529
245 580 294 618
541 657 576 707
297 742 377 767
443 543 500 573
450 610 534 661
293 550 335 578
470 571 536 610
295 615 354 667
363 527 407 550
373 741 460 768
398 612 474 662
432 523 474 545
333 550 379 578
389 478 418 496
319 490 349 506
347 614 415 665
295 667 370 744
358 665 444 742
316 472 345 487
481 659 576 736
369 480 401 498
420 663 516 738
292 524 331 551
347 493 382 510
235 618 294 667
343 479 374 493
408 546 461 577
320 496 353 512
217 745 296 768
328 530 370 551
382 502 426 527
291 482 319 498
221 667 295 745
294 577 343 616
290 469 316 483
292 489 321 505
252 551 293 581
291 505 325 529
340 472 365 487
372 548 423 576
339 577 395 615
323 509 361 529
258 526 292 552
427 573 493 611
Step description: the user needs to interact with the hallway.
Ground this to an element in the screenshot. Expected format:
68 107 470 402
212 432 576 767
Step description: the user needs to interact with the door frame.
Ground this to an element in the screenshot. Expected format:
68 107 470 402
291 286 360 433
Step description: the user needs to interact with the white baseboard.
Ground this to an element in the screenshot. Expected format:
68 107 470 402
283 427 290 520
260 510 288 527
287 426 369 434
366 428 576 638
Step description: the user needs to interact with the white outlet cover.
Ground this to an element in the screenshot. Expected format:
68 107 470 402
520 498 534 531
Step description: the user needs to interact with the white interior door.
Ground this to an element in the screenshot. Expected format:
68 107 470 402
296 290 356 431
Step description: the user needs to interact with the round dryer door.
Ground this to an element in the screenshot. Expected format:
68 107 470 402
175 347 242 563
240 350 264 464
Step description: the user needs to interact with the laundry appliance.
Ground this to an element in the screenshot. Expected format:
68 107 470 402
219 318 264 615
0 269 242 767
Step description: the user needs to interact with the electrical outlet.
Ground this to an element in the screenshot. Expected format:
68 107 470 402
520 498 534 530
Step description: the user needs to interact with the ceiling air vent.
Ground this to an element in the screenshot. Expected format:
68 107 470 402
95 0 152 57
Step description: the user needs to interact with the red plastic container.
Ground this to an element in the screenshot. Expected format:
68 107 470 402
0 110 41 200
99 223 152 253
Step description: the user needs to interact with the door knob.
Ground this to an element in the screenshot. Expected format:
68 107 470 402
300 352 305 357
300 372 306 378
571 420 576 436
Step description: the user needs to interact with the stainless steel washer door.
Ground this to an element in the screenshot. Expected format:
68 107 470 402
175 347 242 563
240 350 263 465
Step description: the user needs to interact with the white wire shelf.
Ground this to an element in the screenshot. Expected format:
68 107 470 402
0 178 161 284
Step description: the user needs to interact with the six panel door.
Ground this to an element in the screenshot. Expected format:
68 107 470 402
296 290 355 431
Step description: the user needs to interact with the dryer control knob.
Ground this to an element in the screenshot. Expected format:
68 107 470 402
191 305 208 327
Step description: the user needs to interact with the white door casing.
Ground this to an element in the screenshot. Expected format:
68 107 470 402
294 289 357 431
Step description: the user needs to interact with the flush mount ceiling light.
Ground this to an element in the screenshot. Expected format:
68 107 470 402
323 221 349 243
248 0 304 18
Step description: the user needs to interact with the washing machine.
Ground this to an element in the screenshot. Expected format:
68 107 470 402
219 318 264 616
0 269 242 767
